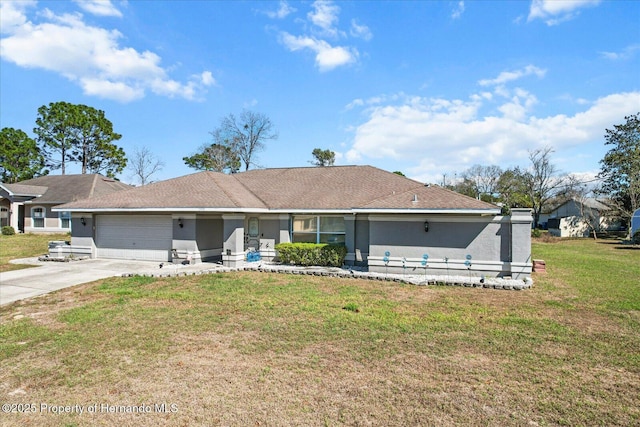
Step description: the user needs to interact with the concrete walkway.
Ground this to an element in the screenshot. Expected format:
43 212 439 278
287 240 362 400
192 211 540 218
0 258 220 306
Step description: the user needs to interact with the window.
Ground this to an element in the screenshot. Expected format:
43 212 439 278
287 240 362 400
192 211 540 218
32 207 45 228
60 211 71 229
292 215 345 244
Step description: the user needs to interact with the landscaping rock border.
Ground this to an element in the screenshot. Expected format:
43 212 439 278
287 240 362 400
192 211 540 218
122 262 533 291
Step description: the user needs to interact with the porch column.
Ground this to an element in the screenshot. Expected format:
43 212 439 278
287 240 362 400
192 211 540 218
344 214 356 265
10 202 22 231
222 214 245 267
510 208 533 279
278 214 290 244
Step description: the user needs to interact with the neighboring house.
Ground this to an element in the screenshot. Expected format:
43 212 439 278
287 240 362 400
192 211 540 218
547 197 618 238
0 174 132 233
632 208 640 238
55 166 533 278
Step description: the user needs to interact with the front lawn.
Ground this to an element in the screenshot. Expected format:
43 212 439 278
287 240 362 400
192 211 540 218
0 238 638 426
0 233 69 272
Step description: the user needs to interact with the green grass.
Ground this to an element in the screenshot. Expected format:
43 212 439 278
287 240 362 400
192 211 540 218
0 232 69 272
0 238 639 426
533 238 640 311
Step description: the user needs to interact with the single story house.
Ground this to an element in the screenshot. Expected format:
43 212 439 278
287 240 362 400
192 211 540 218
0 174 131 233
55 166 533 278
546 197 619 237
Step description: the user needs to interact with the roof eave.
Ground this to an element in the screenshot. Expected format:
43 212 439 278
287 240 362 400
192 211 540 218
54 206 501 216
352 208 501 215
52 207 271 213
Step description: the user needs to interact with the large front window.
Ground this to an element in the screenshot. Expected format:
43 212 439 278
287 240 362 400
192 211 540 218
292 215 345 244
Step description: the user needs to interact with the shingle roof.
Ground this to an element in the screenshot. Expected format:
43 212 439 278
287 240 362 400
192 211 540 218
57 166 499 212
15 174 132 204
1 183 48 197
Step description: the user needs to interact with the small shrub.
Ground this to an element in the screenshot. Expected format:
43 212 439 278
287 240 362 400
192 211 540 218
275 243 347 267
531 228 542 238
632 230 640 245
1 226 15 236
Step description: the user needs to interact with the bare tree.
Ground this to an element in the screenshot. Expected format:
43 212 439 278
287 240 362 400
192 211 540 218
522 146 573 228
129 146 164 185
461 164 502 201
213 110 278 171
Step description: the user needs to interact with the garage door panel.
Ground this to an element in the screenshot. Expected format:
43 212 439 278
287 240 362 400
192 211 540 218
96 215 172 261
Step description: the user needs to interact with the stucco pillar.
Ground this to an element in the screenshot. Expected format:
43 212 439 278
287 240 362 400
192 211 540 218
344 214 356 265
510 208 533 279
278 214 290 244
10 202 21 231
222 214 245 267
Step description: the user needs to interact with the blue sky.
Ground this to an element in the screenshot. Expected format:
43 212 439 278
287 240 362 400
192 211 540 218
1 0 639 185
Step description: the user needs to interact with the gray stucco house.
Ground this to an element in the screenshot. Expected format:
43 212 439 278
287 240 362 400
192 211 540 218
0 174 131 233
55 166 533 278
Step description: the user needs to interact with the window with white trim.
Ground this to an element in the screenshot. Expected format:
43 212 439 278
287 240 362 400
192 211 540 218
59 211 71 229
32 207 45 228
292 215 345 244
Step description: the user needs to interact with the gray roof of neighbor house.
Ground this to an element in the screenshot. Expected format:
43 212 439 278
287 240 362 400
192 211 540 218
57 166 499 214
0 183 48 197
551 197 611 213
13 174 132 204
578 198 611 211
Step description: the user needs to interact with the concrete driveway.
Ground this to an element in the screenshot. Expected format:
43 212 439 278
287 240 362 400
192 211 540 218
0 258 212 306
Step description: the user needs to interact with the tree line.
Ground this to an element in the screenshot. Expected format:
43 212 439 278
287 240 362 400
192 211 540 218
440 113 639 231
1 102 637 230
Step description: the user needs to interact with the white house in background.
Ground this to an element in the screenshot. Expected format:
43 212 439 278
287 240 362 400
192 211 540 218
54 166 533 279
546 197 618 237
632 208 640 238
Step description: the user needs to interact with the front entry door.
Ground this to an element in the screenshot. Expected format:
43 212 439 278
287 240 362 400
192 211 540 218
247 217 259 250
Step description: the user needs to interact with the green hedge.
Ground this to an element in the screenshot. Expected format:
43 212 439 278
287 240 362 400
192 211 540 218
275 243 347 267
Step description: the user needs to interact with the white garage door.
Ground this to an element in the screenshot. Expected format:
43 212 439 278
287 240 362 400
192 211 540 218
96 215 172 261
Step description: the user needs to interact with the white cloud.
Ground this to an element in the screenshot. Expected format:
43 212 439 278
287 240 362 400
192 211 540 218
479 65 546 86
600 44 640 61
308 0 341 38
0 0 36 34
345 90 640 183
451 1 465 20
72 0 122 18
350 19 372 41
264 1 296 19
528 0 600 25
0 3 213 102
274 0 368 71
280 32 357 71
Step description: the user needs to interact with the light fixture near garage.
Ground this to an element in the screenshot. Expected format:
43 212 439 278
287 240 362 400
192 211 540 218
178 218 183 228
80 217 86 226
424 221 429 232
